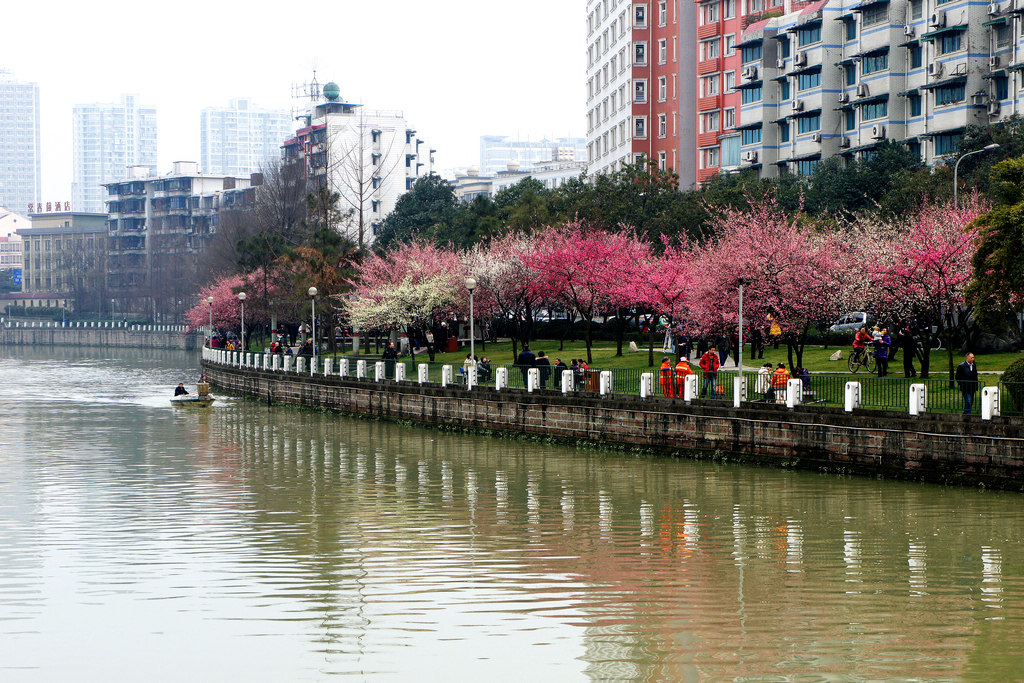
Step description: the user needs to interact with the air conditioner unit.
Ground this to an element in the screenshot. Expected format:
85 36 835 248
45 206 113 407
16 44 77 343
989 101 1001 115
742 65 758 81
972 91 989 106
927 61 943 78
838 92 850 103
870 124 885 140
989 55 1000 68
777 58 786 69
840 137 851 148
856 83 869 97
989 2 1001 15
794 51 807 66
929 10 946 28
743 150 759 163
792 99 804 112
811 132 822 143
904 24 915 37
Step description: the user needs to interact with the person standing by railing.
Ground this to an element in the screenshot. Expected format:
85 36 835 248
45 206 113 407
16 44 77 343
699 346 720 397
955 352 979 415
874 328 892 377
660 357 675 397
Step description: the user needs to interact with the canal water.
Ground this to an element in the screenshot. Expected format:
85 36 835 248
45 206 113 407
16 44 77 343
2 346 1023 681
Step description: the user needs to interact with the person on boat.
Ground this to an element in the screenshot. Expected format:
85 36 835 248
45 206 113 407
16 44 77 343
174 383 189 396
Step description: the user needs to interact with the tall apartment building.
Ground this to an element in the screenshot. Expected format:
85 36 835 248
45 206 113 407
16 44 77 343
0 70 41 213
721 0 1022 178
282 82 435 247
478 136 587 176
105 162 259 318
72 95 158 214
586 0 697 188
200 98 293 177
15 211 107 312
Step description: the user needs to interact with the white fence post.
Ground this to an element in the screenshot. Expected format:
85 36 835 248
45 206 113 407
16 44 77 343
786 378 803 409
272 354 280 372
395 362 407 382
467 366 477 389
527 368 539 393
417 363 429 384
639 372 654 399
683 374 698 403
909 383 927 416
339 358 349 377
441 365 453 387
324 358 333 376
560 369 572 394
356 360 367 379
375 361 385 382
284 355 294 372
982 386 1000 420
296 357 306 374
599 370 612 396
844 381 861 412
733 375 746 408
496 367 509 391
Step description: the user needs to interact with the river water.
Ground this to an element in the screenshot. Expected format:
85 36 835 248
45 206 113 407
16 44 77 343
2 346 1024 681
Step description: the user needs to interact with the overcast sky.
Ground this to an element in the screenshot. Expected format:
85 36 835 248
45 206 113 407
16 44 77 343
5 0 585 201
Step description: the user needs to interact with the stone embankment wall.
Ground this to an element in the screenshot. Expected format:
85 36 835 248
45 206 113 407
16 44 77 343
202 361 1024 491
2 323 199 350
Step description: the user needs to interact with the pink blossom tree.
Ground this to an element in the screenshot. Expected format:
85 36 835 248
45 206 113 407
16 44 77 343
525 222 649 364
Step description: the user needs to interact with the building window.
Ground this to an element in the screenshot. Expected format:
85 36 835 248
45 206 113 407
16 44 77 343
797 159 820 176
939 32 963 55
996 24 1011 48
634 4 647 27
995 75 1010 100
779 37 790 58
702 38 720 60
861 5 887 27
658 76 667 101
659 1 668 25
862 52 888 74
741 127 762 145
845 18 857 41
634 42 647 65
798 25 822 46
702 111 720 132
724 108 736 128
845 108 856 130
796 115 821 133
844 64 856 86
634 79 647 102
659 39 667 63
741 86 762 103
910 45 923 69
702 1 719 24
725 71 736 91
658 113 667 137
703 74 720 96
634 116 648 139
701 147 720 168
724 0 735 18
909 94 922 116
934 83 966 105
748 0 763 12
779 121 790 141
724 34 736 56
861 100 888 120
797 70 821 91
911 0 923 19
658 151 667 171
780 80 790 100
934 133 963 155
741 44 763 64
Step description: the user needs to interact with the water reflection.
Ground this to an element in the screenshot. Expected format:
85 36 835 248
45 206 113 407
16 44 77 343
2 346 1024 680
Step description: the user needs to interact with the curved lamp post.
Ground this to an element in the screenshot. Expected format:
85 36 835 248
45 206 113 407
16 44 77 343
954 143 1000 208
465 276 476 361
207 296 214 345
237 292 246 351
308 287 318 356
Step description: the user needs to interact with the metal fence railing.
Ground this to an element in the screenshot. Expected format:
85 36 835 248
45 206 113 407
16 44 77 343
205 348 1022 417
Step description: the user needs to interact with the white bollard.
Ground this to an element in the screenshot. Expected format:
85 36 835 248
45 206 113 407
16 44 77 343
844 381 861 412
396 362 407 382
356 360 367 379
441 365 453 387
786 378 803 409
496 367 509 391
272 354 280 371
683 374 698 402
909 383 927 416
599 370 613 396
324 358 333 376
375 361 385 381
639 372 654 399
296 357 306 374
733 375 746 408
560 369 572 394
310 356 316 375
982 386 1000 420
527 367 539 393
418 363 429 384
339 358 349 377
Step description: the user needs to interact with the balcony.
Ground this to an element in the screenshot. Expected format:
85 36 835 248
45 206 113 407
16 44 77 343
698 57 722 75
698 94 722 111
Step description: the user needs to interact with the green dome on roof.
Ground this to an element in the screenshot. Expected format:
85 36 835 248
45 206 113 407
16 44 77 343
323 82 341 101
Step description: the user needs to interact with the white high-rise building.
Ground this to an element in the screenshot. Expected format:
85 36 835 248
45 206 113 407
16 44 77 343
200 98 293 176
478 136 587 176
0 70 41 214
72 94 157 213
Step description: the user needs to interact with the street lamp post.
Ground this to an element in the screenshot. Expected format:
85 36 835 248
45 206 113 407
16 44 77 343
207 296 214 344
465 276 477 361
308 287 318 356
237 292 246 351
954 143 1000 207
737 280 746 375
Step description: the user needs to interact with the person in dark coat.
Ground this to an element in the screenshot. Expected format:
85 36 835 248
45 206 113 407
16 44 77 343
897 323 917 378
298 338 314 356
553 358 568 388
751 327 764 359
174 383 189 396
535 350 552 388
873 328 892 377
382 341 399 379
515 345 536 387
955 352 979 415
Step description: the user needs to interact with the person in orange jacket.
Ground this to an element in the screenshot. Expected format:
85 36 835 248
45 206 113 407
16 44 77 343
767 362 791 402
659 356 675 397
675 356 693 396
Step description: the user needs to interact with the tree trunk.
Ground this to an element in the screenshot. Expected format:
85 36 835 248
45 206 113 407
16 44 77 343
614 307 627 357
584 319 594 365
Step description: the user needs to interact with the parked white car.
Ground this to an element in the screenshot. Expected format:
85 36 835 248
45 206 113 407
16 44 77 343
828 312 876 334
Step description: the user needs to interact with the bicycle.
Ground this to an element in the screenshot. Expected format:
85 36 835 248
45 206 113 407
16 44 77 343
848 345 876 373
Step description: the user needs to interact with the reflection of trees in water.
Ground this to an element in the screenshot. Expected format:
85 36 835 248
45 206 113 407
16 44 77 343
199 403 1024 678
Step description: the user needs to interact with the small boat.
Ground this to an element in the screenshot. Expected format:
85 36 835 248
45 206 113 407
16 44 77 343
171 381 215 406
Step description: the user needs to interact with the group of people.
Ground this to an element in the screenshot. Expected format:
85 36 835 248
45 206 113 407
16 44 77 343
208 333 243 350
852 323 921 378
669 324 774 367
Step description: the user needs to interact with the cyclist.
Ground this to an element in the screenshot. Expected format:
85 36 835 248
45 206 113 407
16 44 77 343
852 326 872 363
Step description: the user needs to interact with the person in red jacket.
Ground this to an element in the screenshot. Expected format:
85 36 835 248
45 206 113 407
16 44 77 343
659 357 675 397
699 346 720 397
